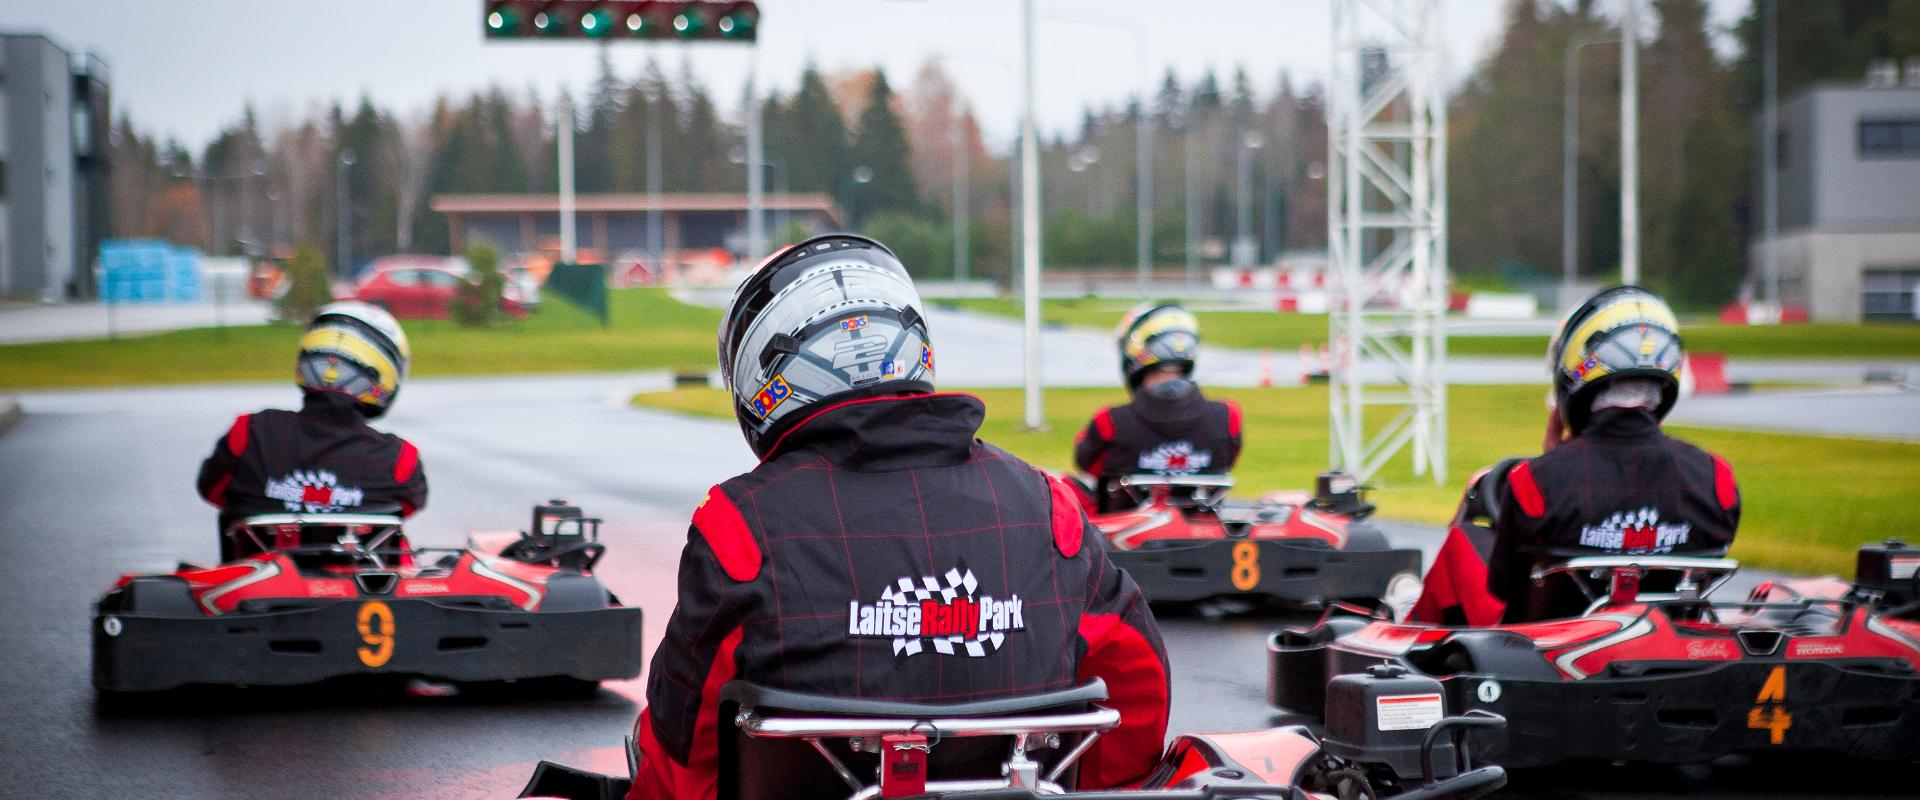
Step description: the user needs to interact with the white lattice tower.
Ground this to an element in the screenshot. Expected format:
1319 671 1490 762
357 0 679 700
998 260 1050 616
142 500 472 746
1326 0 1449 484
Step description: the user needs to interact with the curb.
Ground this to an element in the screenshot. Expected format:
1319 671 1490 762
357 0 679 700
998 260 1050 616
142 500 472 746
0 396 19 439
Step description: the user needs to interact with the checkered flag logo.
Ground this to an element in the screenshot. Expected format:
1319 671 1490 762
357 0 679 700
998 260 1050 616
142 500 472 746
856 562 1023 658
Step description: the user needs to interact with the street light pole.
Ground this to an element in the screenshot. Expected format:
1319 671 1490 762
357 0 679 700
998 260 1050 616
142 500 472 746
1234 130 1264 267
746 47 766 259
558 94 578 263
1185 120 1200 293
1020 0 1043 430
1620 0 1640 285
336 149 356 278
950 93 970 288
1761 0 1780 308
1562 35 1617 309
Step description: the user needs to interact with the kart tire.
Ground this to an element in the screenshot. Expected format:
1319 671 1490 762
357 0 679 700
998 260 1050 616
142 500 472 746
1418 630 1558 680
538 574 613 613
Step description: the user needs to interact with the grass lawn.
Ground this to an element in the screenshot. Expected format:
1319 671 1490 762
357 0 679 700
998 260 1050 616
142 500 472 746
937 297 1920 359
0 289 722 391
633 383 1919 576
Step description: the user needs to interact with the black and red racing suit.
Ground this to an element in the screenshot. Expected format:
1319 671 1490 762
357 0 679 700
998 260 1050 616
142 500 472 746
196 392 428 557
1412 406 1740 625
630 393 1170 800
1073 381 1242 512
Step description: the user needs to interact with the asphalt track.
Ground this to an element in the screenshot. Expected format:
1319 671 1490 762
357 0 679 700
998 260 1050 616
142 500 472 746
1 375 1910 799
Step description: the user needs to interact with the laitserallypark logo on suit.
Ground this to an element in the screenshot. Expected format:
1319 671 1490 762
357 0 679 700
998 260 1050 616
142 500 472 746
848 565 1025 658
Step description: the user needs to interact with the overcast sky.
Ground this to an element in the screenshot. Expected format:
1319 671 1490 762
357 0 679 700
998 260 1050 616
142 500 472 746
0 0 1750 151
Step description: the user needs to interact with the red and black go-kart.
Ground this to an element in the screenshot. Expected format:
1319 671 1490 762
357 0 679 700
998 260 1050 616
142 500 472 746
519 671 1510 800
1084 471 1424 608
92 499 644 695
1268 540 1920 768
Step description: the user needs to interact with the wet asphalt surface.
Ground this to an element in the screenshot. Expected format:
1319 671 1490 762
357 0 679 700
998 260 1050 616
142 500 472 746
1 375 1912 798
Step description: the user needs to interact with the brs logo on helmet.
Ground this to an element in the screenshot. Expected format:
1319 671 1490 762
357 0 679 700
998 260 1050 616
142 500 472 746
839 315 869 332
919 342 934 371
748 375 792 420
848 564 1024 658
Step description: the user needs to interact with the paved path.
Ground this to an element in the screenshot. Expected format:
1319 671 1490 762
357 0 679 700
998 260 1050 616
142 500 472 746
0 299 274 344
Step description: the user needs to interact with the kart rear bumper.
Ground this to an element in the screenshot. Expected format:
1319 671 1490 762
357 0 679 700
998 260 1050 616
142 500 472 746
92 597 643 693
1109 538 1421 604
1447 660 1920 767
1278 640 1920 767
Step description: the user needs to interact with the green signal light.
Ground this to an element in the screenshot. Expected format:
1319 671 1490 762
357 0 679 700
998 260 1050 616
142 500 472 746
717 11 755 39
486 8 520 34
625 12 647 34
673 8 706 38
581 8 613 37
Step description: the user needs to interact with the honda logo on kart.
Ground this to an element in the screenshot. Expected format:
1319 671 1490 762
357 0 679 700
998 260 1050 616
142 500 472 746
847 563 1025 658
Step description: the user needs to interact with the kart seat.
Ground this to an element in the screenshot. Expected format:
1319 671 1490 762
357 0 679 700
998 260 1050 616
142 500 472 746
716 679 1113 800
1513 546 1733 622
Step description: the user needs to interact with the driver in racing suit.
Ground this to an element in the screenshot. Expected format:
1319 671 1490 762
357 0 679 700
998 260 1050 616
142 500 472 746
629 235 1171 800
195 302 427 560
1073 304 1242 513
1411 286 1741 625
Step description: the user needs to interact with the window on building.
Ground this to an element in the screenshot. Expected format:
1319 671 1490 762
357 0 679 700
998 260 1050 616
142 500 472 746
1862 268 1920 320
1858 119 1920 158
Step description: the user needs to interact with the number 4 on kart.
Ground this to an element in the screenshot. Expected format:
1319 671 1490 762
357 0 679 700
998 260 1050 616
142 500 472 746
1747 665 1791 745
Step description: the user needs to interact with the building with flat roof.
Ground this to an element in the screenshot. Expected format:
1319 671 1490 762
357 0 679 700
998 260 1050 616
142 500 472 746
1752 71 1920 321
0 33 109 301
429 192 845 263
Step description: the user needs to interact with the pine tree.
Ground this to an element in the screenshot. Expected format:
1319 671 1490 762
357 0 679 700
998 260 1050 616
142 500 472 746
782 63 853 203
849 71 919 224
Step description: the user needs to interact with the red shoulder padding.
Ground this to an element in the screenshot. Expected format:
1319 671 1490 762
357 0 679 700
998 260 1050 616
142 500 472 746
1224 401 1243 437
394 440 420 483
1507 461 1546 518
1075 613 1170 788
1046 475 1085 558
225 414 251 456
1093 407 1115 440
693 487 762 582
1712 455 1737 511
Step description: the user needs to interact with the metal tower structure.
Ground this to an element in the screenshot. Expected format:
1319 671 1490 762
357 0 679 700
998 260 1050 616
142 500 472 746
1326 0 1449 484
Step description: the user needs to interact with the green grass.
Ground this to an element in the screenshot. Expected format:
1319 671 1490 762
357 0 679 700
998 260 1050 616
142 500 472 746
938 297 1920 359
632 384 1920 576
0 289 722 390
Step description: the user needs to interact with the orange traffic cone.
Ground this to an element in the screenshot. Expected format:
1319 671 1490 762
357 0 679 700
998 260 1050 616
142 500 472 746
1259 348 1275 388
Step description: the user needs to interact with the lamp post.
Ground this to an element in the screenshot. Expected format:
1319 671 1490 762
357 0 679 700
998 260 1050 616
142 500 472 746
1068 146 1101 216
731 148 789 250
1620 0 1640 285
1233 130 1264 268
336 150 356 278
1562 34 1618 309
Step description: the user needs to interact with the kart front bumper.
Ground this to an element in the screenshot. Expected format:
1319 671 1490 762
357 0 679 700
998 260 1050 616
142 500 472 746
1108 538 1421 605
92 597 644 693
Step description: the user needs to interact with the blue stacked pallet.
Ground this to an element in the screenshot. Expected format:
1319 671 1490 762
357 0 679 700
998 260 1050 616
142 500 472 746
98 240 202 304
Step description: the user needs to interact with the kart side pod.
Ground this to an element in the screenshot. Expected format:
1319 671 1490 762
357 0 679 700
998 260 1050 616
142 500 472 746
1322 664 1504 786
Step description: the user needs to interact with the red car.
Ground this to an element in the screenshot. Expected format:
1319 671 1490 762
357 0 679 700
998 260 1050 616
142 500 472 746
352 257 529 320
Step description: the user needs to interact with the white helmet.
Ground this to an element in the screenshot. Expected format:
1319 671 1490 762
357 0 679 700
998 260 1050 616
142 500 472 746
717 234 934 457
296 301 411 417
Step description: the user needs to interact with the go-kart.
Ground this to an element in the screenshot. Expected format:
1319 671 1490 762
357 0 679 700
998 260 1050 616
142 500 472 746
92 499 644 694
520 673 1510 800
1268 539 1920 768
1084 472 1424 608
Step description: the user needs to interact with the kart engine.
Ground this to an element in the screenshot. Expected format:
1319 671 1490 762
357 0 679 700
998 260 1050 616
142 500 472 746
1857 539 1920 611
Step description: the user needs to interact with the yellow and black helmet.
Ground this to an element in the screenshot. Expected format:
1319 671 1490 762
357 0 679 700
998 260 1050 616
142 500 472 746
1116 303 1201 389
296 301 411 418
1548 286 1683 434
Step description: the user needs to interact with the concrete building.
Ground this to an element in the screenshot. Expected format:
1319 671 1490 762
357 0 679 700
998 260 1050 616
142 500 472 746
429 192 845 261
1753 70 1920 321
0 33 110 301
